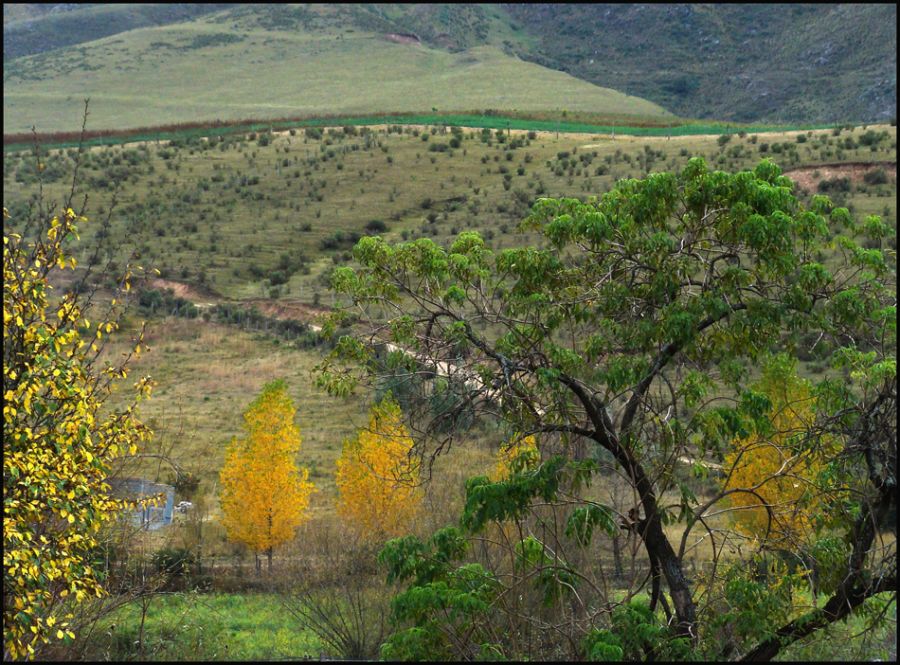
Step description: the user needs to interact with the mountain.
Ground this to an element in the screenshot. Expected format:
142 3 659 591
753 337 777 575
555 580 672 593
4 3 896 129
502 3 896 124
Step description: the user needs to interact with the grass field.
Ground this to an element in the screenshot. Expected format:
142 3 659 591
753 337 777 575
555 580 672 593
3 9 672 135
72 573 896 661
4 123 894 301
77 593 324 661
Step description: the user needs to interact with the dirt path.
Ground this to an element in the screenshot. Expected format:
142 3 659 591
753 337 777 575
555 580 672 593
147 278 219 308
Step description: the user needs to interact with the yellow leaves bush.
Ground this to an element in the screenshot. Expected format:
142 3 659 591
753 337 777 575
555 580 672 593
490 434 540 481
335 395 422 541
219 380 314 562
4 207 152 660
723 359 832 551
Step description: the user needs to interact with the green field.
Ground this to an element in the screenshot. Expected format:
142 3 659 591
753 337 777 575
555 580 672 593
76 593 324 661
3 111 842 154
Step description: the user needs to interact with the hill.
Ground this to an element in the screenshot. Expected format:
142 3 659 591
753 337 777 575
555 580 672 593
502 3 897 124
2 5 671 134
4 3 896 126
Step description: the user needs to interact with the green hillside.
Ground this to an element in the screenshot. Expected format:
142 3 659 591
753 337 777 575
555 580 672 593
5 3 896 126
3 6 671 134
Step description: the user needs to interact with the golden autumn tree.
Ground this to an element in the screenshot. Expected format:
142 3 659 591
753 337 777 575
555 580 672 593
4 207 152 660
723 356 832 551
335 395 422 542
219 380 314 571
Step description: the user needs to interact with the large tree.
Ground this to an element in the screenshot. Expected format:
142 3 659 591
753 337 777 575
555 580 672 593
3 204 153 660
317 158 896 659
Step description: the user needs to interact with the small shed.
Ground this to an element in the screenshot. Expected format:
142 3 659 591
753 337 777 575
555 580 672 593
108 478 175 530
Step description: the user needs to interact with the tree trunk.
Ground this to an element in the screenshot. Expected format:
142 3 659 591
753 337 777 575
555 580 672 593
612 533 624 578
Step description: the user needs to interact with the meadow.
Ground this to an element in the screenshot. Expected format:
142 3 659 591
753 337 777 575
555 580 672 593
3 8 670 135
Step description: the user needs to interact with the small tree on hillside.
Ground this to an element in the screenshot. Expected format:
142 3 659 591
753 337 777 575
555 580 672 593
219 380 314 572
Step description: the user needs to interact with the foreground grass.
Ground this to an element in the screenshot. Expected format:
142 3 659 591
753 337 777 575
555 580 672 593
80 593 324 661
76 584 894 661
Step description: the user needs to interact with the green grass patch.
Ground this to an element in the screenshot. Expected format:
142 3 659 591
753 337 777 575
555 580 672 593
4 111 842 154
80 592 324 661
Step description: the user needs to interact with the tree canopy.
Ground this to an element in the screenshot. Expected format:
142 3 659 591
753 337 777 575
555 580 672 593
3 206 152 660
219 379 314 570
318 158 896 659
336 395 422 541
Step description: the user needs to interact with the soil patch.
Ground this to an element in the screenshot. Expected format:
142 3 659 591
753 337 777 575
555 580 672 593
243 299 330 326
782 161 896 192
147 278 219 306
385 32 421 46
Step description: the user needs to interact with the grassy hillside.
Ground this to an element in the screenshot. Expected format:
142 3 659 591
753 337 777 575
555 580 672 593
5 4 895 126
2 3 231 58
3 7 671 134
4 121 895 301
3 119 895 496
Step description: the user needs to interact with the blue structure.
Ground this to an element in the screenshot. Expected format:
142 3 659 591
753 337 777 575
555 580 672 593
108 478 175 530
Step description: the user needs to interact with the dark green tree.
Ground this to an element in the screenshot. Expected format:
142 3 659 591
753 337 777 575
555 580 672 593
317 158 896 660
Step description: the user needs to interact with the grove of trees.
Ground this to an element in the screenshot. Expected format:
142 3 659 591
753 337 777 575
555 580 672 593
319 157 896 660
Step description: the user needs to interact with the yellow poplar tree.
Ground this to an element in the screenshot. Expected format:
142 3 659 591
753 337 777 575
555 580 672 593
335 395 422 541
4 207 152 660
219 380 314 571
723 358 831 551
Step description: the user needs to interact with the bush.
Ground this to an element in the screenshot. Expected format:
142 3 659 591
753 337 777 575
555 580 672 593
863 168 888 185
365 219 389 234
818 176 851 193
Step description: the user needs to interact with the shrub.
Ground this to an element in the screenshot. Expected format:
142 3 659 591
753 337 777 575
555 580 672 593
365 219 389 234
863 168 888 185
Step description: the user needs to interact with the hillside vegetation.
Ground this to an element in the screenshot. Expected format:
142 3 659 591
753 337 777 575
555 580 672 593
504 3 897 124
3 5 669 134
3 113 896 660
4 3 896 125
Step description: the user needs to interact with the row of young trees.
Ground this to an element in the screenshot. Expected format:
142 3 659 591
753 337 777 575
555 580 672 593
218 383 425 570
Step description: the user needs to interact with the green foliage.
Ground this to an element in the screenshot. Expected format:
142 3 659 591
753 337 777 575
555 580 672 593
461 456 567 531
378 528 500 661
583 600 695 661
